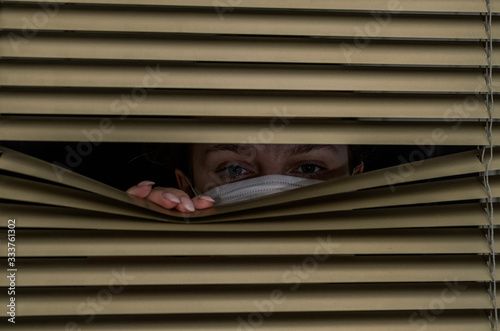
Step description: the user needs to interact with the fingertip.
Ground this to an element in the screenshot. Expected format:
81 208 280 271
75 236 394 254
180 196 195 212
126 185 152 198
193 196 215 210
199 195 215 203
163 192 181 204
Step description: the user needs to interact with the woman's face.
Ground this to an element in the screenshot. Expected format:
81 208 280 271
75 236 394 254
180 144 362 194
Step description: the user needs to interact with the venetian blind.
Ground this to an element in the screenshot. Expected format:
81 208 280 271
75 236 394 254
0 0 498 330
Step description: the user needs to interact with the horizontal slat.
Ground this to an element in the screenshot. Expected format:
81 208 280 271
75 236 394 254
0 0 492 13
0 33 493 66
0 117 497 145
3 283 491 317
0 6 490 39
2 147 499 220
2 255 491 287
9 311 494 331
2 148 498 223
1 170 498 224
1 202 497 232
3 147 500 216
0 62 490 92
212 176 500 221
0 146 153 212
2 229 493 257
0 175 181 221
0 89 497 118
212 148 500 215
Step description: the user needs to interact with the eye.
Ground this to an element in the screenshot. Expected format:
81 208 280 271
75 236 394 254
298 164 320 173
294 163 326 176
225 165 247 176
217 164 250 179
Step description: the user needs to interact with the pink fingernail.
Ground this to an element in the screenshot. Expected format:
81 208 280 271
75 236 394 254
199 196 215 203
180 196 195 212
138 181 155 186
163 192 180 204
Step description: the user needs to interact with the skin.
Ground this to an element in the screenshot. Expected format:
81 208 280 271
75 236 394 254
127 144 363 212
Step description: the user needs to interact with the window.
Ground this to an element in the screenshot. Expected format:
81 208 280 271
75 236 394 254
0 1 497 329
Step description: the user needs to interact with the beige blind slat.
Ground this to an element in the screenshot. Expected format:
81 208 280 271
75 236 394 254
0 90 496 119
0 63 489 92
213 176 499 221
0 174 185 221
0 117 496 145
1 172 498 223
8 312 494 331
6 283 491 317
1 0 492 13
0 34 492 66
5 256 491 287
213 148 498 213
2 202 496 232
2 147 497 223
0 146 146 207
0 6 489 39
2 147 497 213
7 175 488 222
3 229 492 257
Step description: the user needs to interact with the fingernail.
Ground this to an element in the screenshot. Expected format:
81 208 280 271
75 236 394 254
199 196 215 203
163 192 180 204
138 181 155 186
180 196 195 212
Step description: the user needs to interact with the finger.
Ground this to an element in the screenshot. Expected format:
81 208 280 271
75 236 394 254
125 181 155 198
175 196 195 212
192 196 215 210
146 188 195 212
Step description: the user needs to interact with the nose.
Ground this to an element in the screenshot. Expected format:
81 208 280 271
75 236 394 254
255 146 286 176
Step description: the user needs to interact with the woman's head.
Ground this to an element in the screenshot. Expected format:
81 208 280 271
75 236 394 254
173 144 363 196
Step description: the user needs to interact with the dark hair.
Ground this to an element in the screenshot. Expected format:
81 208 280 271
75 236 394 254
142 143 192 186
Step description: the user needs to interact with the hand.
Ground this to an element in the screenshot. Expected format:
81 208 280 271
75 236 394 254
126 181 214 212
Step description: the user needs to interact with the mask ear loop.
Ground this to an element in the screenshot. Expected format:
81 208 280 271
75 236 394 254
185 176 200 197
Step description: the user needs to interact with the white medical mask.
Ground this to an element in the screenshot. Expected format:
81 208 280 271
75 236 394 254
199 174 324 206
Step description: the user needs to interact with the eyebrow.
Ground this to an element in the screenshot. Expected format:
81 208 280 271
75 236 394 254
205 144 338 155
289 144 338 155
204 144 250 154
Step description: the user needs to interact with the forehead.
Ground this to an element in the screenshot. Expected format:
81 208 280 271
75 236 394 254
191 144 348 158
